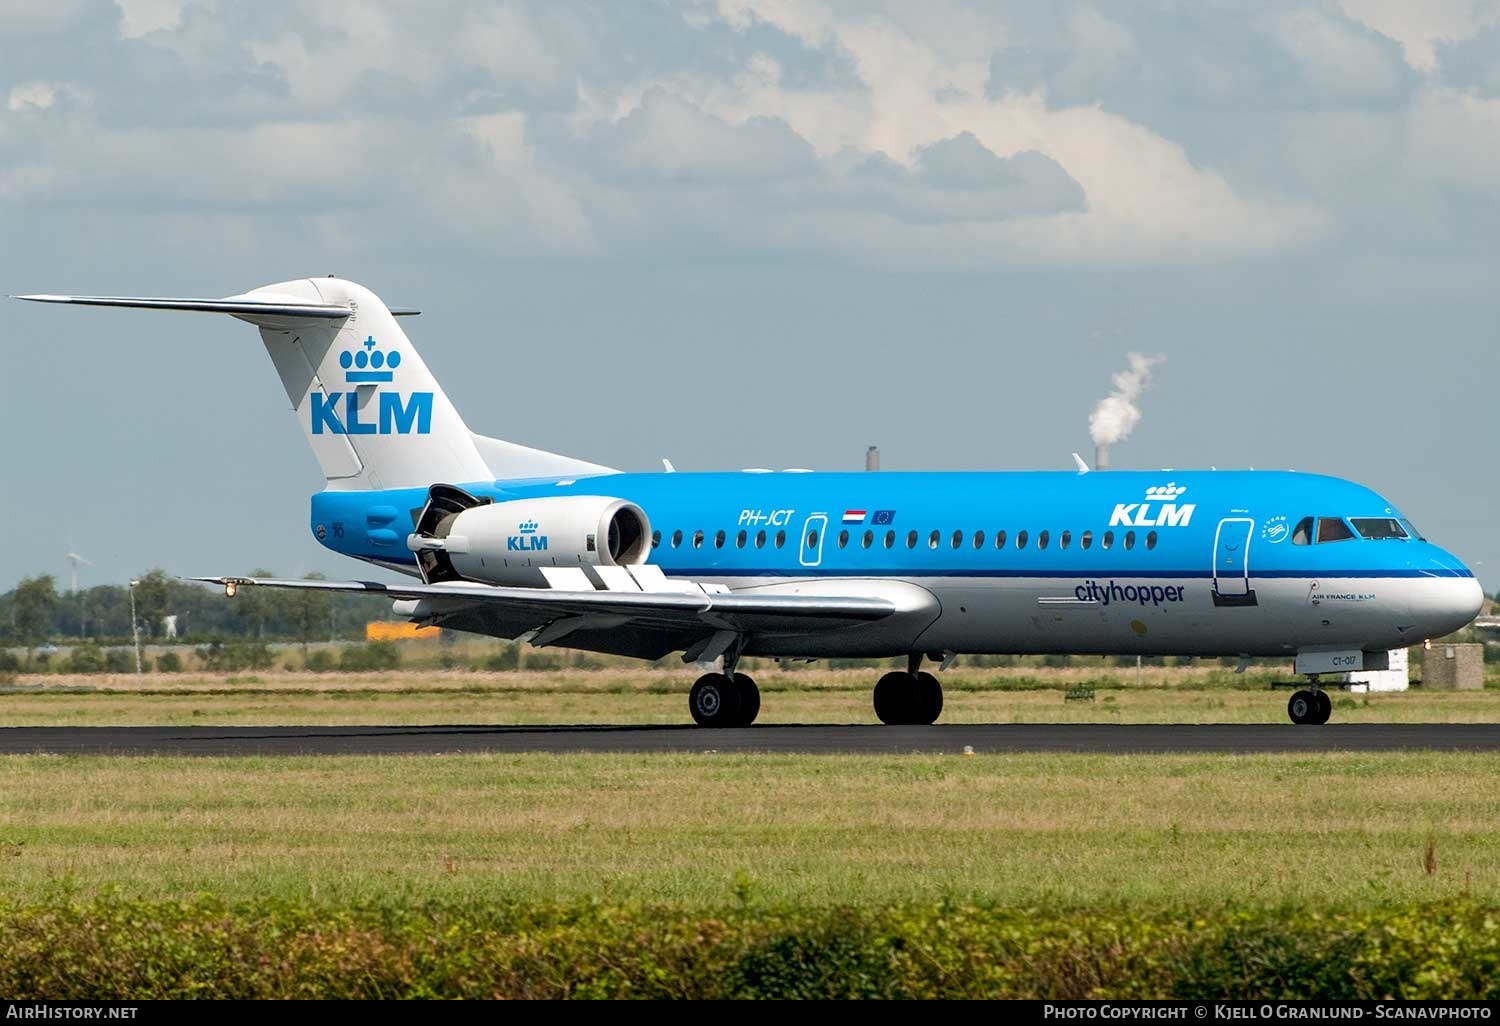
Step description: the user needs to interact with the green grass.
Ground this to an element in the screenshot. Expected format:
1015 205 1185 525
7 898 1500 999
2 751 1498 909
4 665 1500 725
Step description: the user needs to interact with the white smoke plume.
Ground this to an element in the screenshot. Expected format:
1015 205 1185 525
1088 352 1164 447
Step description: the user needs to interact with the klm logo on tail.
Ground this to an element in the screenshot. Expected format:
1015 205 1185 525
311 336 434 435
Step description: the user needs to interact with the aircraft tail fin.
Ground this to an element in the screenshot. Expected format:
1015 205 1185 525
16 278 614 490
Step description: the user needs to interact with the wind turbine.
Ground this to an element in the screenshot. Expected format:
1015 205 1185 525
65 551 91 594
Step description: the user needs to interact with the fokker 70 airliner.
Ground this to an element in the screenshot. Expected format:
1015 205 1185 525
18 278 1482 726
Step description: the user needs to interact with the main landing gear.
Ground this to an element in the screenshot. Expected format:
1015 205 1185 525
872 655 944 726
1287 686 1332 726
688 671 760 728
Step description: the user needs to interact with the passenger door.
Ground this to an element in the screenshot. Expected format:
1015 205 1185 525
1212 517 1258 607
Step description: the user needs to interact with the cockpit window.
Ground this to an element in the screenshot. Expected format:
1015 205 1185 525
1352 517 1408 540
1291 517 1313 546
1316 517 1356 543
1400 519 1425 541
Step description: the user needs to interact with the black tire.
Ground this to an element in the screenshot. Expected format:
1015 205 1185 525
913 671 943 725
1287 689 1316 725
733 673 760 727
690 673 741 727
873 670 918 725
1313 689 1332 725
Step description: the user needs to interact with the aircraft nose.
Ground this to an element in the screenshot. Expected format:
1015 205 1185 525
1411 572 1484 641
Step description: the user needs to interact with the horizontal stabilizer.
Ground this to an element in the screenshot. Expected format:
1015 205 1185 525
13 293 420 324
15 293 349 318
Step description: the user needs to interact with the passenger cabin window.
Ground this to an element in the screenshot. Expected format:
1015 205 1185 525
736 530 747 549
672 529 683 548
1101 531 1113 550
929 530 940 550
1124 530 1136 550
652 530 661 549
838 530 849 549
1017 530 1029 550
1080 530 1092 550
951 530 963 550
973 530 985 549
885 530 895 549
806 530 818 550
714 529 726 549
863 529 874 549
775 529 786 549
756 530 767 548
692 530 704 549
1316 517 1355 543
1353 518 1408 540
1037 530 1049 550
1145 530 1158 550
907 530 919 549
1060 530 1071 550
994 531 1007 550
1291 517 1313 545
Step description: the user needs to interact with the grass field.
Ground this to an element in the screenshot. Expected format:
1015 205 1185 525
1 751 1497 909
4 665 1500 725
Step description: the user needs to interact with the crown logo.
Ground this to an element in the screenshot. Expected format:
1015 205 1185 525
518 519 539 534
339 335 402 383
1144 482 1187 501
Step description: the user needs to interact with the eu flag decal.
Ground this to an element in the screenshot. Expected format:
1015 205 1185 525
871 510 896 525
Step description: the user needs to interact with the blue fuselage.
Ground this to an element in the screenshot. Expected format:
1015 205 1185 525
309 469 1481 659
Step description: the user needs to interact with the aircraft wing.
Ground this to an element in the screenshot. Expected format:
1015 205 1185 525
189 575 897 656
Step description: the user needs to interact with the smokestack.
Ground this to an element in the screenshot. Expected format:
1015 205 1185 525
865 446 880 471
1088 352 1163 470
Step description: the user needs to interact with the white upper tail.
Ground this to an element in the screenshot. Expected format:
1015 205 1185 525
16 277 615 490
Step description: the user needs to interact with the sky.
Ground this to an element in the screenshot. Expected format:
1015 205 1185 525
1 0 1497 591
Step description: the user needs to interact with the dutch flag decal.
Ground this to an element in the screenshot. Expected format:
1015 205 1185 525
842 509 867 524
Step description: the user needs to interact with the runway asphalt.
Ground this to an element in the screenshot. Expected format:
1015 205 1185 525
1 723 1498 756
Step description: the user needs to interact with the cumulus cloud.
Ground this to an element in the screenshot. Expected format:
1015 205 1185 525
7 80 71 112
1338 0 1500 72
1434 21 1500 94
0 0 1495 270
590 88 817 183
827 133 1086 226
116 0 183 38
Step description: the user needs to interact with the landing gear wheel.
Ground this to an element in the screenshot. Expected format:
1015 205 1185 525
1288 689 1318 725
914 671 944 725
1312 689 1332 725
732 673 760 727
690 673 742 728
873 671 918 725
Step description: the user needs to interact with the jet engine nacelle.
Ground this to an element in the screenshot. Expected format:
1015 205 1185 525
407 489 651 587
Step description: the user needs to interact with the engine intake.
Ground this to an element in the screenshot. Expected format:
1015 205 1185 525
407 488 651 587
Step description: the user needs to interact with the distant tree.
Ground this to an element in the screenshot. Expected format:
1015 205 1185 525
12 576 59 648
103 649 136 674
132 570 172 637
63 642 106 674
233 569 277 640
339 641 400 672
287 573 332 657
